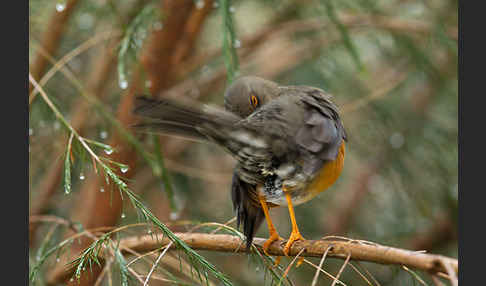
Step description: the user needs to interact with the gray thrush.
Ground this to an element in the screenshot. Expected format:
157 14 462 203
133 76 347 257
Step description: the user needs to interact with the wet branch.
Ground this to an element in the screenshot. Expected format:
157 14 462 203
56 232 458 282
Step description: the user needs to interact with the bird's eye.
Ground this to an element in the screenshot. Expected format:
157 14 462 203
250 94 259 108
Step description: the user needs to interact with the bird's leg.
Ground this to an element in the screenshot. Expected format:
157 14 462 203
283 191 305 257
258 195 283 257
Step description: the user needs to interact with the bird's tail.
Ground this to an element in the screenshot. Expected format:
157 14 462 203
231 172 264 250
134 96 268 247
133 96 242 142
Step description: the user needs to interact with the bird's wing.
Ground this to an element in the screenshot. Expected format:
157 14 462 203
205 87 346 185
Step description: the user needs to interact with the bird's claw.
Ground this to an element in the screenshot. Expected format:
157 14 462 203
283 231 305 256
262 233 283 256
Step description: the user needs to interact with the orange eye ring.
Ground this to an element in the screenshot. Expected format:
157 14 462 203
250 95 259 108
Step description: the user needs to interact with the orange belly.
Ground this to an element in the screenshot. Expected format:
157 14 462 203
306 142 346 198
262 142 346 207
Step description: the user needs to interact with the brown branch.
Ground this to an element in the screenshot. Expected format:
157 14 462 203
29 0 80 94
55 232 458 281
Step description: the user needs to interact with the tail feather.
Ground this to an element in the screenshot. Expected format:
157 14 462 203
133 121 207 141
231 172 264 250
133 96 241 141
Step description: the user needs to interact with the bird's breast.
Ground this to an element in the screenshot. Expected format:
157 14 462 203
261 142 346 206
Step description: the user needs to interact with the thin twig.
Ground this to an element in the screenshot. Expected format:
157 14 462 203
331 252 351 286
209 217 237 234
402 265 428 286
126 247 162 267
143 242 173 286
347 262 374 286
93 258 113 286
127 266 146 285
440 259 458 286
311 245 332 286
29 74 102 168
352 261 381 286
279 248 306 285
303 258 346 286
431 275 446 286
29 0 80 94
29 30 121 105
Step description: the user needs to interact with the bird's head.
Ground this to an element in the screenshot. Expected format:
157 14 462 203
224 76 280 117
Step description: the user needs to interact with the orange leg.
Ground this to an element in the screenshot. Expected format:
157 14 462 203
258 196 283 257
283 192 305 256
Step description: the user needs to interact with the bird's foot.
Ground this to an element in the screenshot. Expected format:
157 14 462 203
262 232 284 266
263 232 284 256
283 231 305 256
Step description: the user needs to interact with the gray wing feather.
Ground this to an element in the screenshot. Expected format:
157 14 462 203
295 90 345 163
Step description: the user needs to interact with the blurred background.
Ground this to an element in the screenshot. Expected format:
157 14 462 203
29 0 458 285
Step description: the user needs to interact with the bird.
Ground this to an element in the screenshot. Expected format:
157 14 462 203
133 76 347 257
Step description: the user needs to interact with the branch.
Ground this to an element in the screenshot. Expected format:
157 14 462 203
56 232 458 281
127 233 457 274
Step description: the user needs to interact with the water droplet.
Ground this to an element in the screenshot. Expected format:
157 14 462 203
229 6 235 13
119 79 128 89
100 130 108 139
121 213 126 218
170 212 179 220
195 0 205 9
153 21 163 31
389 132 405 149
100 188 105 193
234 39 241 48
56 2 66 12
79 173 85 180
104 148 113 155
29 128 33 136
120 166 129 173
